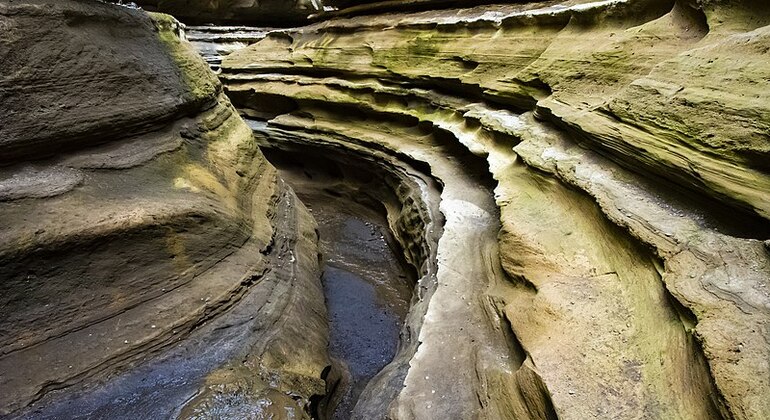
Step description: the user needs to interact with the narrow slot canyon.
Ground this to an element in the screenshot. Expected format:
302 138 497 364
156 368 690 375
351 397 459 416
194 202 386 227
261 147 419 419
1 1 770 419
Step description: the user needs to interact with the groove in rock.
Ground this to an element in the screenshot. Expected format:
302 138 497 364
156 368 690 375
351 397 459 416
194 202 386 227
259 146 425 419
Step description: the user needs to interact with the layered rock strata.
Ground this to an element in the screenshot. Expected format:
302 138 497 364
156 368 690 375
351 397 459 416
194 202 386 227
185 25 276 71
218 0 770 418
132 0 322 26
0 2 328 417
2 0 769 419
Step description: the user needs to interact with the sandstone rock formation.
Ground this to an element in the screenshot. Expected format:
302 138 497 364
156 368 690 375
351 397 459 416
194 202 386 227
0 1 328 417
1 0 769 419
217 0 770 418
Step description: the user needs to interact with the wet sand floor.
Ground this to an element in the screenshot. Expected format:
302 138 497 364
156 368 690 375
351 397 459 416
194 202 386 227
265 147 416 419
303 193 414 419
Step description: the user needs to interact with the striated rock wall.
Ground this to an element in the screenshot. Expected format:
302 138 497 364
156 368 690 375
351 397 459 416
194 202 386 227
218 0 770 418
0 1 329 417
2 0 768 418
132 0 323 26
224 0 770 220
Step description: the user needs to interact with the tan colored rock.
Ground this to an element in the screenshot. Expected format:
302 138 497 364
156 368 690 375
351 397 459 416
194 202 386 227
0 2 329 417
224 0 770 220
218 1 770 417
3 0 769 418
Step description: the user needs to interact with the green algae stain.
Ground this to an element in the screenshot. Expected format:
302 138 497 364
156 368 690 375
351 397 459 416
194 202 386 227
149 12 219 105
406 34 439 58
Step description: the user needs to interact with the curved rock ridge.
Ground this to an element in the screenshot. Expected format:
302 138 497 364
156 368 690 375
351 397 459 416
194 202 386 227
0 2 328 418
130 0 518 26
2 0 769 419
225 0 770 221
132 0 323 26
217 0 770 418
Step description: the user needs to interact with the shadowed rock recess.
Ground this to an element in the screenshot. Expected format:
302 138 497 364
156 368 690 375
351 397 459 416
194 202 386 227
1 0 769 419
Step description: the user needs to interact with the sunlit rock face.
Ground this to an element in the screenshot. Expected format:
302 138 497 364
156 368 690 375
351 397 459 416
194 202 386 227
0 1 328 417
217 0 770 418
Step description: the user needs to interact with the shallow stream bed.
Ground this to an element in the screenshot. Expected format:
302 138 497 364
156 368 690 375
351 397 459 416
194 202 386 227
265 149 416 419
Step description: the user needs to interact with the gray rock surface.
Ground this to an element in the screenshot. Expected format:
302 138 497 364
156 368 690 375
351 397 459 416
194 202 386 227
0 2 329 418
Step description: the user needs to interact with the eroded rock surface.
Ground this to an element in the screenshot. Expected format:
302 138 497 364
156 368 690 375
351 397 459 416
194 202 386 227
217 0 770 418
2 0 769 419
0 2 328 418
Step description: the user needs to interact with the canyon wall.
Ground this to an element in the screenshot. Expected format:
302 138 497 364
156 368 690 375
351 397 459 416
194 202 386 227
132 0 322 26
0 1 328 417
0 0 768 419
219 0 770 418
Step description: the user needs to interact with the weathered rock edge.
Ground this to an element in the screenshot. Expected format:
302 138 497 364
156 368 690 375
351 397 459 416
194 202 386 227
0 2 329 417
220 0 770 418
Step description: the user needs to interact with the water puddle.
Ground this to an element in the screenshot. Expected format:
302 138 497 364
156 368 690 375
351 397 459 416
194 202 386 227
314 200 412 419
264 148 415 419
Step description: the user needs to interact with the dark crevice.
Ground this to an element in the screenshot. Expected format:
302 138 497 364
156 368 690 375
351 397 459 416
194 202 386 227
259 144 432 419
